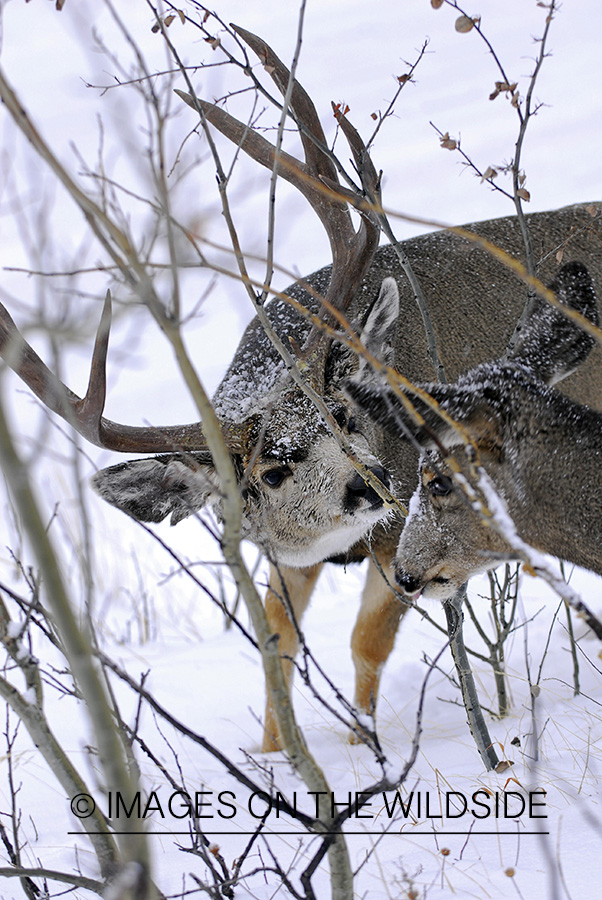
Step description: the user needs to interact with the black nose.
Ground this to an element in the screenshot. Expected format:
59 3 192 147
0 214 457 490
395 570 423 597
345 465 390 512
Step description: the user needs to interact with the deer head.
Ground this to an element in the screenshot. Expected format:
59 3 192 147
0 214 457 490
347 261 602 597
0 27 397 568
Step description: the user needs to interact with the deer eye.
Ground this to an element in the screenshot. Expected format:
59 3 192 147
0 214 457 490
262 467 291 488
347 416 357 433
430 475 453 496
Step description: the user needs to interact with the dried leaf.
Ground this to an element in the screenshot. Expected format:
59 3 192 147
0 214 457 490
490 80 518 101
151 22 161 33
587 204 599 217
455 15 476 33
397 73 410 84
371 112 378 120
431 0 444 7
164 15 175 27
517 187 531 202
495 760 513 773
178 9 186 24
481 166 498 182
556 248 564 264
439 131 457 150
505 868 516 878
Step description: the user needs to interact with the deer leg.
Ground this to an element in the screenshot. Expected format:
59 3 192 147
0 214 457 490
350 555 409 741
262 561 323 752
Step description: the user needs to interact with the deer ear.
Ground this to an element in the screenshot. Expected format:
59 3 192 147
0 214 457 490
507 261 598 385
91 455 220 525
355 278 399 373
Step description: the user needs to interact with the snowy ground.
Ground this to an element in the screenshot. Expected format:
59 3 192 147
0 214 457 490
0 1 601 898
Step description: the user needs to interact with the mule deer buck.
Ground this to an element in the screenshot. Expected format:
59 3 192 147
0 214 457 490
1 27 602 752
347 260 602 607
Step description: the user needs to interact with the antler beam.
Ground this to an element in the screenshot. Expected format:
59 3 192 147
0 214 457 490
0 294 218 453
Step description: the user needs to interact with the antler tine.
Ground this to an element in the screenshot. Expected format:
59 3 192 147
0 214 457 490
75 289 111 436
176 90 309 196
232 28 381 267
230 26 340 187
174 95 351 263
231 25 372 276
331 104 381 211
0 297 246 455
178 26 360 260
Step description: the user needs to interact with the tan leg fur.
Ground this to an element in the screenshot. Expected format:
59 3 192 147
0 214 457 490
262 562 323 752
350 555 408 740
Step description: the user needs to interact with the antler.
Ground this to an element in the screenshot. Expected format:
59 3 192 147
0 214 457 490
177 25 382 393
0 293 244 454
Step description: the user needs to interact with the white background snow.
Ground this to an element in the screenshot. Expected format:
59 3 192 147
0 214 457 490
0 1 601 898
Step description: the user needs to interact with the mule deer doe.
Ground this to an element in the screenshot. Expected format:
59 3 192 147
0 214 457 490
348 261 602 607
1 27 602 752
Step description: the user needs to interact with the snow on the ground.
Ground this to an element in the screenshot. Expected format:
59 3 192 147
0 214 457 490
0 1 601 898
10 531 602 898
